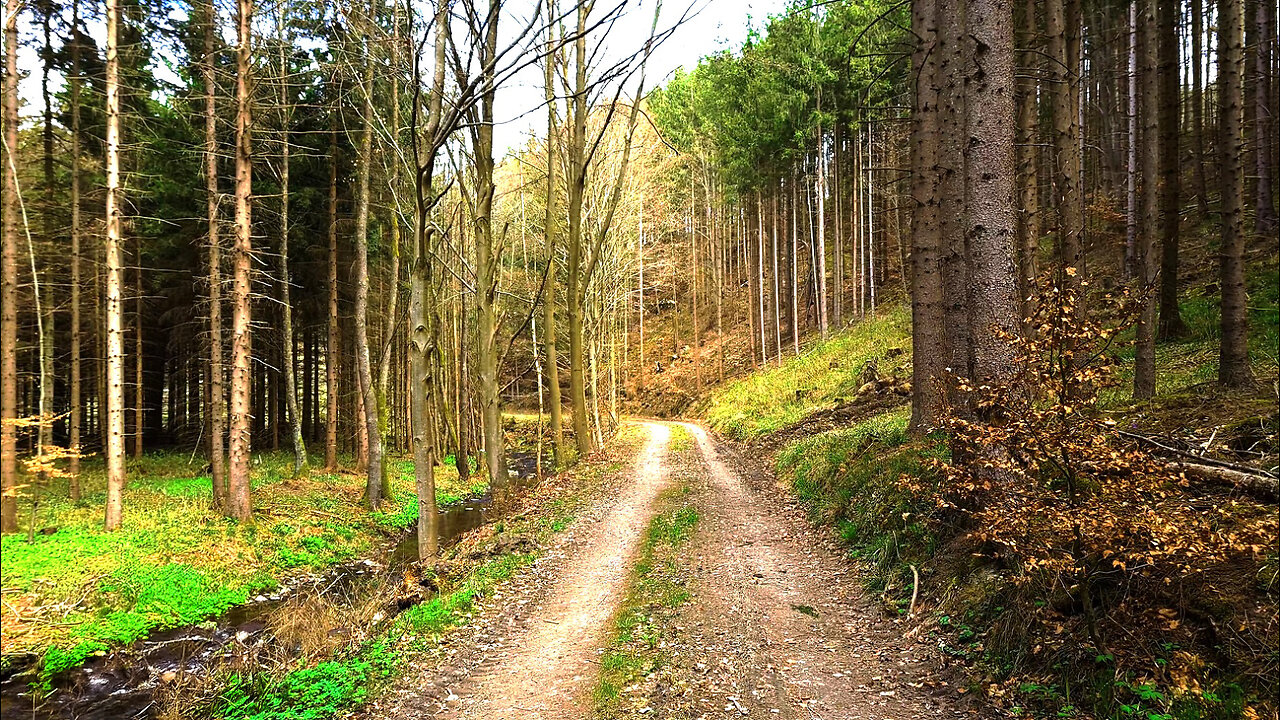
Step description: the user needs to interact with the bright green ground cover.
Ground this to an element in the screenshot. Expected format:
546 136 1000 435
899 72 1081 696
700 305 911 439
213 422 650 720
0 448 486 676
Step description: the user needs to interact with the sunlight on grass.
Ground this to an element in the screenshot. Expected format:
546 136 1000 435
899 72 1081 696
701 306 912 439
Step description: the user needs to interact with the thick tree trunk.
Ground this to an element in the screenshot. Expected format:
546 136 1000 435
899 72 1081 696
1218 0 1253 388
1 0 19 532
103 0 127 530
909 0 945 433
1134 0 1159 399
1157 0 1186 339
963 0 1022 390
202 0 227 509
226 0 255 521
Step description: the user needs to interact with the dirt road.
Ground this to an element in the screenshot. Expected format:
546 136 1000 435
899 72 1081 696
367 420 972 719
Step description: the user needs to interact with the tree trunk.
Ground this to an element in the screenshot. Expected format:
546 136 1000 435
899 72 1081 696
540 4 560 466
103 0 127 530
1015 0 1040 326
226 0 255 521
1190 0 1208 214
326 118 340 471
1218 0 1253 388
277 3 306 476
963 0 1022 390
473 0 511 495
202 0 227 509
1048 0 1084 300
938 0 971 403
1254 0 1277 234
1134 0 1159 399
566 4 592 458
69 0 83 494
910 0 946 433
1 0 19 532
1157 0 1186 339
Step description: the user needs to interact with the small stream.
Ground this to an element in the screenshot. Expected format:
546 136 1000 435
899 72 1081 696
0 454 541 720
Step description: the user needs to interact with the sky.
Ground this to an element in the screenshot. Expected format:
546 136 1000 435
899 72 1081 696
12 0 792 156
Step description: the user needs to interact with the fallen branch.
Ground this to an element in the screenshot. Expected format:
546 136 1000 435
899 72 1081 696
1118 430 1277 479
1167 460 1278 503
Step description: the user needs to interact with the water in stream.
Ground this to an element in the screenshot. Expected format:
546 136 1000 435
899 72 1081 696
0 453 541 720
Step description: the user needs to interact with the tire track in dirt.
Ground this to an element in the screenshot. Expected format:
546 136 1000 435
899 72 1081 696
432 421 672 720
667 421 966 719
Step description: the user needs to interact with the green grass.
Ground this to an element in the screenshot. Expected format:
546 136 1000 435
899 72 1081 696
775 407 947 588
701 305 911 439
1 448 488 676
592 482 700 716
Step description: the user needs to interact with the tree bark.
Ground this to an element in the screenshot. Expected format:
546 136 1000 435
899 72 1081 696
1015 0 1040 326
1048 0 1084 302
226 0 255 521
103 0 127 530
472 0 511 495
1133 0 1159 399
69 0 83 494
1190 0 1208 214
1218 0 1253 388
1254 0 1277 234
277 3 306 476
909 0 945 433
1157 0 1186 339
1 0 19 532
202 0 227 509
963 0 1022 390
541 3 564 469
326 117 340 471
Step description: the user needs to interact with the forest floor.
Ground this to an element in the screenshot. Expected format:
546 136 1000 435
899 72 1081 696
362 420 978 720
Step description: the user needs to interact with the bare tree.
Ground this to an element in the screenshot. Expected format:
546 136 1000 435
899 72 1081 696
1 0 18 532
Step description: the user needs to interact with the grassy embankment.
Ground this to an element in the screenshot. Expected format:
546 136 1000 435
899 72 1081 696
0 418 565 677
699 261 1278 718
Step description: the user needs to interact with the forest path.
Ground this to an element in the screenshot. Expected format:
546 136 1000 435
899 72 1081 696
655 422 964 719
367 421 969 719
369 420 673 719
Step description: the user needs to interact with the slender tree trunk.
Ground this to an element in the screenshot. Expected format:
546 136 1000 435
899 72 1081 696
38 3 54 467
103 0 127 530
473 0 511 495
1157 0 1186 338
1218 0 1253 388
1048 0 1084 298
326 120 340 471
1 0 19 532
69 0 83 493
1126 2 1139 279
226 0 255 521
1134 0 1159 399
1254 0 1277 234
202 0 227 509
910 0 945 433
938 0 971 401
277 3 306 476
815 121 829 337
542 6 564 469
566 4 592 457
1190 0 1208 214
1015 0 1040 325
